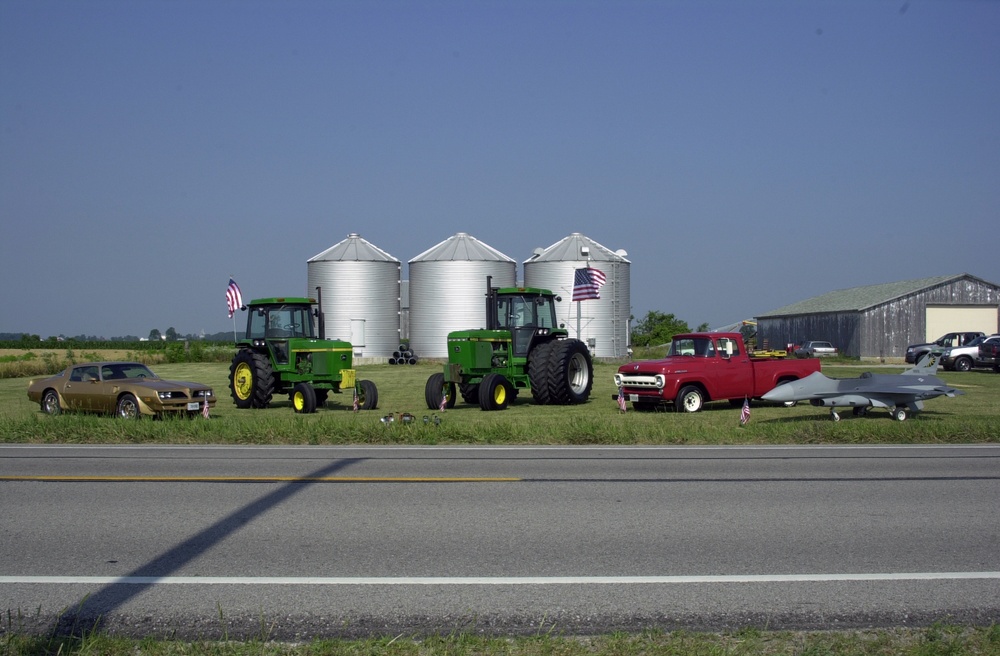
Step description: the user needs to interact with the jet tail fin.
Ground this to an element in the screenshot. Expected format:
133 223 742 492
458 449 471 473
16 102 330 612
903 352 940 376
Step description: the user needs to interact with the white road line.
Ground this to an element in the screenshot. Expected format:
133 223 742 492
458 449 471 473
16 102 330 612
3 572 999 585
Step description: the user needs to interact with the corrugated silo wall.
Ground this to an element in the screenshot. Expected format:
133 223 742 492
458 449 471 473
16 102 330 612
757 313 860 357
524 260 630 359
408 261 516 358
307 261 401 358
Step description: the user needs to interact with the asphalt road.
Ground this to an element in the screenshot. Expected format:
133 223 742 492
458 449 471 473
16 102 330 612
2 444 998 639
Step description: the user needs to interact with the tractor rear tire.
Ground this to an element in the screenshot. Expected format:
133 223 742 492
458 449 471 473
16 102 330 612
357 379 379 410
479 373 511 411
425 373 456 410
292 382 317 414
527 340 555 404
546 339 594 405
229 350 275 409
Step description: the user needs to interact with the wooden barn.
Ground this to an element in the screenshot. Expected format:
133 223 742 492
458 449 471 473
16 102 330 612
755 273 1000 360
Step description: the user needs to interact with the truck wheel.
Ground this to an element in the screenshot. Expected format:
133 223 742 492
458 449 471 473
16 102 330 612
953 356 972 372
675 385 704 413
527 341 555 404
479 373 511 411
292 382 317 414
546 339 594 404
425 373 456 410
229 350 275 409
358 380 379 410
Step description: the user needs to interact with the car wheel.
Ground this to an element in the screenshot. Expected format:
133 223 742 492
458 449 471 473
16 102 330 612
116 393 141 419
675 385 704 413
292 382 317 414
40 389 62 415
954 356 972 372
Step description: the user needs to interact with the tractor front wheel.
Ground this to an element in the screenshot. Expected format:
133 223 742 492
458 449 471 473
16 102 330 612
292 382 317 414
357 379 379 410
479 373 512 411
425 373 456 410
229 350 275 409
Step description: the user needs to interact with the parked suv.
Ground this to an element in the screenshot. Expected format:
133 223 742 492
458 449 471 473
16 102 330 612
905 331 985 364
940 334 1000 371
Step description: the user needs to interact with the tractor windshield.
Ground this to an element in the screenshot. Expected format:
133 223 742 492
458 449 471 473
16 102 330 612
248 305 315 339
498 294 557 330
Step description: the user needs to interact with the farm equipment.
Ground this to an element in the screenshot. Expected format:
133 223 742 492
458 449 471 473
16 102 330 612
425 277 594 411
229 294 378 413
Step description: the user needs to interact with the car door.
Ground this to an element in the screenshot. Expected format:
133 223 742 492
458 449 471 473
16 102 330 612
712 337 753 399
61 365 103 412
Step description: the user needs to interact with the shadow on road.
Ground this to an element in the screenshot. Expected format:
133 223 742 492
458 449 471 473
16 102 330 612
50 457 364 637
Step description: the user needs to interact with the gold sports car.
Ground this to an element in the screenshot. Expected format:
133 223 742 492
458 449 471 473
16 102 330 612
27 362 216 419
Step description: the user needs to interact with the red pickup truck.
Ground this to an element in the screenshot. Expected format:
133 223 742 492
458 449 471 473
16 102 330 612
614 332 822 412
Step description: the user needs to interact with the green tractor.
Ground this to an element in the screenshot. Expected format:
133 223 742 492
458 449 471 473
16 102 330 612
229 295 378 413
425 277 594 411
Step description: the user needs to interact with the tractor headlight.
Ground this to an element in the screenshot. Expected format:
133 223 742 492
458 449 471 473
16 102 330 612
536 328 550 336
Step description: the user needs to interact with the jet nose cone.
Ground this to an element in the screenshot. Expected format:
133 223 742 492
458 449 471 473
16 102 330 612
762 384 793 402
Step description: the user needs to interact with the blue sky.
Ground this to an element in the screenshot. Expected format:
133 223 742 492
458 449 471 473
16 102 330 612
2 0 998 338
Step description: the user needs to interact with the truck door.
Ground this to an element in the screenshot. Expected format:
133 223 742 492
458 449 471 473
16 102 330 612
712 338 754 400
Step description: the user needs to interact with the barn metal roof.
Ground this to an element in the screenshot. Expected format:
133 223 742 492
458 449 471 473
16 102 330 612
308 233 399 263
757 274 991 317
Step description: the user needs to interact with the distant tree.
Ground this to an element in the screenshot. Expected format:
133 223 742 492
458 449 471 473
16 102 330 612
148 328 162 342
696 322 710 332
165 327 178 341
631 311 691 347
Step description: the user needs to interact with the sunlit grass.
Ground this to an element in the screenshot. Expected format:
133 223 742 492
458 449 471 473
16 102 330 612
2 359 998 444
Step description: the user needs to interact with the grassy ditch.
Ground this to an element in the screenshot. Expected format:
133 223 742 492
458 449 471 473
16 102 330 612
2 360 998 444
2 625 998 655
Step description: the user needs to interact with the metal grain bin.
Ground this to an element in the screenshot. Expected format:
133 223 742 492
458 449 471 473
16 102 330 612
523 233 631 359
307 233 401 358
408 232 517 358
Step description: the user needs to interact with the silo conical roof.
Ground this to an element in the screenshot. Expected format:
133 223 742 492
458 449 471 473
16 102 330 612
309 233 399 263
410 232 516 263
525 232 630 264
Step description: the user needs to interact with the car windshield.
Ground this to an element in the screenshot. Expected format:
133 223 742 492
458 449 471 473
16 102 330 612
100 363 157 380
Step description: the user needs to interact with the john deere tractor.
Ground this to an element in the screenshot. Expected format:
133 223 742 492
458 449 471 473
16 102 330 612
229 295 378 413
425 277 594 411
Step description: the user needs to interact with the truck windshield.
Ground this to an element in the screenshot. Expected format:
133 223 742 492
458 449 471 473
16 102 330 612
669 337 715 357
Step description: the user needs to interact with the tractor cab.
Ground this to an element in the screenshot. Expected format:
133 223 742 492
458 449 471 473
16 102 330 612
244 298 317 365
494 290 560 357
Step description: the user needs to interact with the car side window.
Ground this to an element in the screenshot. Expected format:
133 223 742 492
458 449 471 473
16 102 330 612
69 368 85 382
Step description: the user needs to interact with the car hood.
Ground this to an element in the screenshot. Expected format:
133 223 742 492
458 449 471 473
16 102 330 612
118 378 211 391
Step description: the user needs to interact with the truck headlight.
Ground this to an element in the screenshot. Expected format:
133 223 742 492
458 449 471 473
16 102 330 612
654 374 665 389
613 373 623 387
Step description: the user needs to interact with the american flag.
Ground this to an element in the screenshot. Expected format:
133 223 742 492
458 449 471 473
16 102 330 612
740 397 751 425
572 267 607 302
353 387 359 412
202 398 210 419
226 278 243 318
439 388 447 411
617 386 627 413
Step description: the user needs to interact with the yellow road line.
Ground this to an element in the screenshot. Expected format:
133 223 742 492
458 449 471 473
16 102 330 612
0 475 521 483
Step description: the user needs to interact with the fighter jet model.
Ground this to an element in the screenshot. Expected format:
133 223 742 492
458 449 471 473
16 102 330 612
761 354 963 421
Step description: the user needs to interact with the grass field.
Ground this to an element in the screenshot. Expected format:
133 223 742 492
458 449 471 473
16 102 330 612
2 358 998 445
